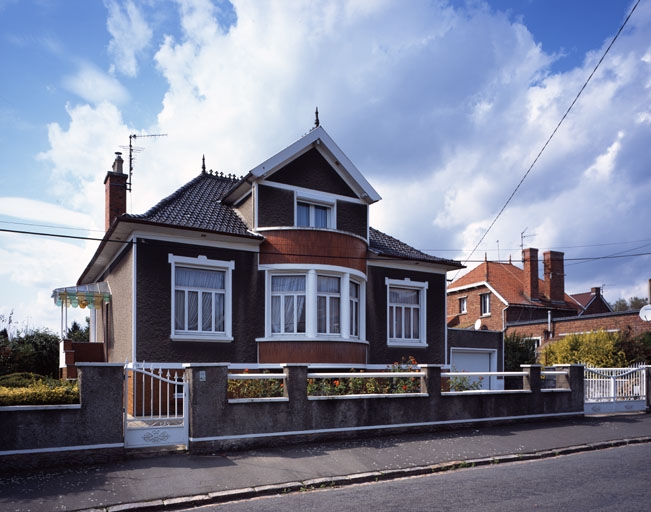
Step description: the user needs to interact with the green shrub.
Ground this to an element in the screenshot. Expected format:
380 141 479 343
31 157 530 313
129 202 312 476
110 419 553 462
0 372 48 388
227 369 285 399
0 376 79 406
307 356 422 397
543 330 628 367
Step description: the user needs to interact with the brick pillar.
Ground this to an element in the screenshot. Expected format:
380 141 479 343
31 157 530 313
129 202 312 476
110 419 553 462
523 248 539 300
104 153 127 231
543 251 565 303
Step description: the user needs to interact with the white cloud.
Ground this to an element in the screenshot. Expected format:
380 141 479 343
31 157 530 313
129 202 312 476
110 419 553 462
0 198 93 228
62 62 129 105
106 0 153 77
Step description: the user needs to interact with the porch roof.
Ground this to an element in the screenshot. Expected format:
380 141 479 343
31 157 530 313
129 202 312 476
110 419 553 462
51 282 111 309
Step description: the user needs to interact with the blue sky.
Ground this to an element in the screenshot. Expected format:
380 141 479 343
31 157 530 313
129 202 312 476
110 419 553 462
1 0 649 334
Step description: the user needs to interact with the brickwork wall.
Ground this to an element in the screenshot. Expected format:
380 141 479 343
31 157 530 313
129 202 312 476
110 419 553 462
507 311 651 344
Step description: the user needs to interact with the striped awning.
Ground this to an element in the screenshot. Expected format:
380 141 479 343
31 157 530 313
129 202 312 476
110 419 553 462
51 282 111 309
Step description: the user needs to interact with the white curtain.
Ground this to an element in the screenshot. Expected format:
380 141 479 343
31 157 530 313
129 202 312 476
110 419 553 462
271 276 306 333
175 267 225 332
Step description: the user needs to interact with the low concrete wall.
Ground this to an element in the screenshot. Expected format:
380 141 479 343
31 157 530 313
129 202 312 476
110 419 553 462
1 363 586 469
187 364 585 452
0 364 124 471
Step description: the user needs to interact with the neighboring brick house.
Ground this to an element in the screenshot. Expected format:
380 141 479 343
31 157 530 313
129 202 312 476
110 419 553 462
447 247 650 350
53 126 477 370
447 248 580 332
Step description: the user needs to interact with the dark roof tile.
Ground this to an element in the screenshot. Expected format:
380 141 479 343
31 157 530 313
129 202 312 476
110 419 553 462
125 172 260 238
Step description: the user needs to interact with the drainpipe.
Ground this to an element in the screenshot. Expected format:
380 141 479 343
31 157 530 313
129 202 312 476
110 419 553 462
547 310 552 338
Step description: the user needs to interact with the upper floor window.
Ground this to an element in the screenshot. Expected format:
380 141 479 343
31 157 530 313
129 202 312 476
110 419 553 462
168 254 234 341
297 200 332 228
386 278 428 347
459 297 467 314
480 293 491 316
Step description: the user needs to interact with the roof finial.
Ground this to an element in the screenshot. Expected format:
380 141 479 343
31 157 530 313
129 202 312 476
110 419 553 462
202 155 206 174
314 106 320 128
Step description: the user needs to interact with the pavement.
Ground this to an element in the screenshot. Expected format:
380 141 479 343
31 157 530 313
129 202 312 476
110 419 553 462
2 413 651 512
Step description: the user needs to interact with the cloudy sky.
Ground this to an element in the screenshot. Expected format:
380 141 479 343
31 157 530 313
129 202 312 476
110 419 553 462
1 0 649 334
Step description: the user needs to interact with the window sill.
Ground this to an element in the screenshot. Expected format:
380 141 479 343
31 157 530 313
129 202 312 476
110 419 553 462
387 341 428 349
257 336 369 345
171 334 234 343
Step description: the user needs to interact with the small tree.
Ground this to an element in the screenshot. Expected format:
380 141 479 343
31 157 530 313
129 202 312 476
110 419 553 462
0 328 60 378
504 333 537 371
543 330 627 367
611 296 648 312
67 318 90 342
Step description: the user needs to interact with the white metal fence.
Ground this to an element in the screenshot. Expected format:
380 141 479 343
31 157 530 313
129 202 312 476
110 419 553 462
584 364 647 414
124 363 188 449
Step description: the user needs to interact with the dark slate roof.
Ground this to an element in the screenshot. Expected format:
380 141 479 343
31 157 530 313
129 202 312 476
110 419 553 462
369 227 463 267
125 171 260 238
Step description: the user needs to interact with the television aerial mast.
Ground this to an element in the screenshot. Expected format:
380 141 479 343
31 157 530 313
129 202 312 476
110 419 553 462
120 133 168 192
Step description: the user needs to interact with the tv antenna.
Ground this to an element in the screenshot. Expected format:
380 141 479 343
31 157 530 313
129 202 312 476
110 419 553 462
120 133 168 192
520 227 536 261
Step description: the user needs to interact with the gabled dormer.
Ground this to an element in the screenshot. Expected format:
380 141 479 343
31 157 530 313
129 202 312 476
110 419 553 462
224 126 381 240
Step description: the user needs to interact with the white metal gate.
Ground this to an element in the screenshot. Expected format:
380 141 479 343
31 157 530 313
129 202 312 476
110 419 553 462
584 365 647 414
124 363 188 449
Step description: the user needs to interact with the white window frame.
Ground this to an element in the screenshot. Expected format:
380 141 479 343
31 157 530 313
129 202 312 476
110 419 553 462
271 274 307 335
260 264 365 342
295 193 335 229
317 275 341 335
386 278 428 348
168 254 234 342
459 297 467 314
480 292 491 316
349 280 361 339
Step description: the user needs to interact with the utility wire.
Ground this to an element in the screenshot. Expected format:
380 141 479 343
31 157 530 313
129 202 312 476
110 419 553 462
455 0 641 275
2 227 650 264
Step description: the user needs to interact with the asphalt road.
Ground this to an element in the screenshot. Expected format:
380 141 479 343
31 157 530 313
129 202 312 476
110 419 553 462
193 443 651 512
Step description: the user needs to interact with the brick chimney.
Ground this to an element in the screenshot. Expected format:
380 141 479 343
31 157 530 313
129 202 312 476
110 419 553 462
543 251 565 303
591 286 601 297
522 248 539 300
104 152 127 231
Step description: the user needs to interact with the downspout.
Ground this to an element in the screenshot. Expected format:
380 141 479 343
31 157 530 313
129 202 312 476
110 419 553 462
547 310 552 339
444 278 449 365
132 239 137 364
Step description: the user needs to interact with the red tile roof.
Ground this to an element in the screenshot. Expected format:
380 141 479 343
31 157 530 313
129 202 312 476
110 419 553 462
449 260 580 311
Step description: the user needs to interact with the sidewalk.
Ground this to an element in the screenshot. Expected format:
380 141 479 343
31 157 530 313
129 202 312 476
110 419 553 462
2 413 650 512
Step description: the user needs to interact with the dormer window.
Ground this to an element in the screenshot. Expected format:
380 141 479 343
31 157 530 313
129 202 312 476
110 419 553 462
296 200 333 228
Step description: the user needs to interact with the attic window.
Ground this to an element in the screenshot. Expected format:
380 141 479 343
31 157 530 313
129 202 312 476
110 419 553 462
296 200 332 228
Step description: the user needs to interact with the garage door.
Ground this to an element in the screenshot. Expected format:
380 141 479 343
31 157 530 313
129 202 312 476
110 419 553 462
450 350 492 390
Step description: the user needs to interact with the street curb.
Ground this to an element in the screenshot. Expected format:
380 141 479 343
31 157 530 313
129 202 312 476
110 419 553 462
84 436 651 512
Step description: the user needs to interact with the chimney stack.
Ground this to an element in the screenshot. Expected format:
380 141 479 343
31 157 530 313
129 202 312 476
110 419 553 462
591 287 601 296
104 152 127 231
543 251 565 303
523 248 539 300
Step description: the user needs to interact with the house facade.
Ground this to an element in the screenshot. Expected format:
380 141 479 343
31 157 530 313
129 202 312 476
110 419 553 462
54 126 466 369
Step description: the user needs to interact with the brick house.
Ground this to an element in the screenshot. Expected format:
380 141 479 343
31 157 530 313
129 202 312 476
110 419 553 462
447 247 650 351
447 248 580 332
53 125 492 371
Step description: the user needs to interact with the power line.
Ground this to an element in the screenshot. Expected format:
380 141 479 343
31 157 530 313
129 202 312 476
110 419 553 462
1 226 650 264
456 0 641 273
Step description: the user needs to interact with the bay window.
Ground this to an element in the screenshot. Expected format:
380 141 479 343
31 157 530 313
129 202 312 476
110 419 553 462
263 266 364 341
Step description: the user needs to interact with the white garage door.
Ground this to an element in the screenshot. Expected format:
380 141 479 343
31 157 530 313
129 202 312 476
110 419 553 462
450 350 493 390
